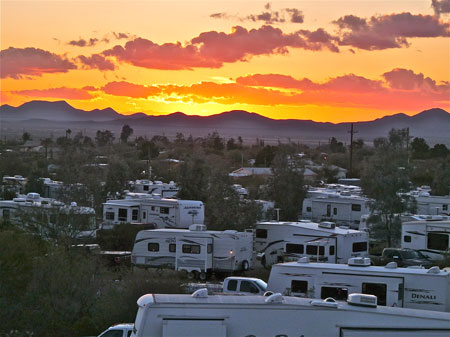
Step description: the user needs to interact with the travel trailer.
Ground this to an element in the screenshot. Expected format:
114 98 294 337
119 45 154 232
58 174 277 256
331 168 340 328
130 291 450 337
128 180 179 198
402 218 450 260
131 225 253 279
0 192 96 239
268 257 450 312
401 187 450 215
301 193 371 229
102 194 204 229
255 221 369 267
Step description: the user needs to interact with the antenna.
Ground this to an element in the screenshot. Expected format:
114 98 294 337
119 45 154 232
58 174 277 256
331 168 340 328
274 208 280 222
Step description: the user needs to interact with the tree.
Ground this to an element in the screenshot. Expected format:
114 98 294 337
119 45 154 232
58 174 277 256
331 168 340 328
22 132 31 143
266 153 306 221
65 128 72 139
411 137 429 159
255 145 277 167
177 158 209 201
431 160 450 196
361 128 416 246
95 130 115 146
120 124 133 144
430 144 448 158
330 137 346 153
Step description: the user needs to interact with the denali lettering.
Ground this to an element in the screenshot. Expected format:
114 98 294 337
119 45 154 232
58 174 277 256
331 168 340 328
412 293 436 300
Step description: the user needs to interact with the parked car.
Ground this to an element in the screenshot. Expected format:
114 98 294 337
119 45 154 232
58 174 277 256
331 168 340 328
371 248 433 267
97 323 133 337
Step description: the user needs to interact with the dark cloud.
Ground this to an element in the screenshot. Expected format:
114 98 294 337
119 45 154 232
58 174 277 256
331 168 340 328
78 54 116 71
0 47 76 79
68 38 99 47
13 87 94 100
382 68 450 92
101 81 161 98
432 0 450 16
113 32 130 39
285 8 304 23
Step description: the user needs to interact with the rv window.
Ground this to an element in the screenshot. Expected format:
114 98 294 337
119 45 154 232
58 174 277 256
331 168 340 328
306 207 312 212
327 205 331 217
148 243 159 252
142 212 146 220
160 207 169 214
105 212 114 220
143 185 149 191
240 281 259 294
182 244 201 254
132 209 139 221
321 287 348 300
403 235 411 243
169 243 176 253
207 244 212 254
443 204 448 211
286 243 303 254
2 209 10 219
291 280 308 293
256 229 267 239
127 330 132 337
427 233 449 251
352 241 368 252
306 245 325 255
329 246 335 255
227 280 237 291
362 283 387 306
118 208 128 221
151 206 155 211
352 204 361 212
333 207 337 215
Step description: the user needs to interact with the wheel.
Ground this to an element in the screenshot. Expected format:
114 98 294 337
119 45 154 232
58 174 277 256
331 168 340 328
187 271 195 280
241 260 250 271
199 272 207 281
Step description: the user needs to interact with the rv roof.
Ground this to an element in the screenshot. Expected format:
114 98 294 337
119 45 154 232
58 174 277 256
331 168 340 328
276 261 450 276
143 228 247 235
149 294 449 319
258 221 362 235
404 220 450 227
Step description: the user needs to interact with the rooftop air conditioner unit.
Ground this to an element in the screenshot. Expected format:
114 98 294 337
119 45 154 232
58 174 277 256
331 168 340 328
319 221 336 229
347 293 377 307
348 257 371 266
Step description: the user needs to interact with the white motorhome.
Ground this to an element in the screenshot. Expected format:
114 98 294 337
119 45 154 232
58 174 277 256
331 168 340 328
255 221 369 267
128 180 179 198
102 194 204 229
404 187 450 216
268 257 450 312
302 192 371 229
131 225 253 279
0 193 96 239
130 292 450 337
402 218 450 260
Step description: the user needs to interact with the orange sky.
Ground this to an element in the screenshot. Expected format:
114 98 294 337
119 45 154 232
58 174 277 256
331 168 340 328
1 0 449 123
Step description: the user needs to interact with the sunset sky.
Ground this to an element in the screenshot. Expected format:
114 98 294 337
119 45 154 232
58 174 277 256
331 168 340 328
1 0 449 123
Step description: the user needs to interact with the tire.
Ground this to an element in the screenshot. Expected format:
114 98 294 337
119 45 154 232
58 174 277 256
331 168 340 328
241 260 250 271
199 272 207 281
187 271 195 280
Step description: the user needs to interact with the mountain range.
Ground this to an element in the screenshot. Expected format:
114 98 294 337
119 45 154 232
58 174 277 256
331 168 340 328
1 100 449 145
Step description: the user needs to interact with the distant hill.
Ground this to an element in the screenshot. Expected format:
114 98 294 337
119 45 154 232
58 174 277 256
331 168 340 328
1 101 449 144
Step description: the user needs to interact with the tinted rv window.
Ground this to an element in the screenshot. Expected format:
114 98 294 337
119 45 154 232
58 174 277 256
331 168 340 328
306 207 312 212
352 204 361 211
403 235 411 243
333 207 337 215
329 246 335 255
362 283 387 306
428 233 449 251
256 229 267 238
306 245 324 255
286 243 303 254
227 280 237 291
291 280 308 293
132 209 139 221
160 207 169 214
105 212 114 220
321 287 348 300
182 244 200 254
143 185 149 191
207 244 212 254
169 243 176 252
118 208 127 221
352 242 368 252
148 243 159 252
443 204 448 211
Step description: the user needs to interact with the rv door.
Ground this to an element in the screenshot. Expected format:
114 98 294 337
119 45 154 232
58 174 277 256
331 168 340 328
175 237 213 273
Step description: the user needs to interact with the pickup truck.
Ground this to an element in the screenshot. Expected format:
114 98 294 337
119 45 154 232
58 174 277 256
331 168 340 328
97 323 133 337
370 248 433 267
183 277 268 296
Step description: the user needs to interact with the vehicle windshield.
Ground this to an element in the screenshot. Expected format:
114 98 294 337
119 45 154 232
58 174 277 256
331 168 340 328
255 279 267 291
400 250 425 259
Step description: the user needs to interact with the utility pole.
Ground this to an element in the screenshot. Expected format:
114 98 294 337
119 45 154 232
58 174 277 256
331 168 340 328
348 123 358 177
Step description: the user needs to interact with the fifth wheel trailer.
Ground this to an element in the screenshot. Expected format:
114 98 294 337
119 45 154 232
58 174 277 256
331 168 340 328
130 292 450 337
267 257 450 312
255 221 368 266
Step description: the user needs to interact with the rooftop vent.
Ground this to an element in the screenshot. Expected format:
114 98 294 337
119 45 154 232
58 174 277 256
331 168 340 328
191 288 208 298
427 266 440 274
189 224 207 231
298 257 310 264
264 293 283 304
311 297 338 308
385 262 397 269
348 257 371 267
319 221 336 229
347 293 377 307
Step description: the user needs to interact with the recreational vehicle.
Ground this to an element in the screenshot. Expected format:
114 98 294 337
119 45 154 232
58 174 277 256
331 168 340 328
128 180 179 198
402 218 450 260
102 194 204 229
131 225 253 279
404 187 450 215
301 193 371 229
0 193 96 239
130 291 450 337
268 257 450 312
255 221 369 267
